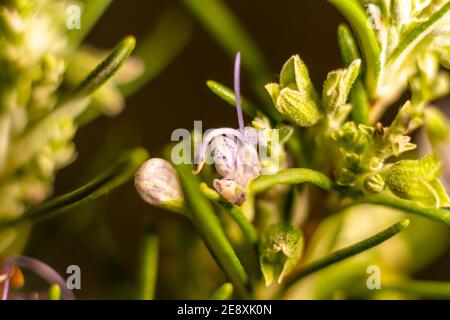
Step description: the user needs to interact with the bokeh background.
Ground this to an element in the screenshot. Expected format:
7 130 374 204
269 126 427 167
24 0 450 299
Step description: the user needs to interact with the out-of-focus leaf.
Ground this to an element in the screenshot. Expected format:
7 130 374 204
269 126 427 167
121 8 193 96
68 0 113 49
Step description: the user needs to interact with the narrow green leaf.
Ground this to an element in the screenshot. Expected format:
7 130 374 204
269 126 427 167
138 228 159 300
337 24 370 124
328 0 381 97
356 195 450 227
68 0 113 49
206 80 260 119
388 2 450 66
0 148 149 230
209 283 234 300
251 168 334 194
200 183 258 245
73 36 136 99
284 219 410 289
176 163 250 298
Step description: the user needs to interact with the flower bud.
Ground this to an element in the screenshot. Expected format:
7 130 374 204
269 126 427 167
363 174 386 194
322 59 361 113
382 153 450 208
213 178 246 206
266 55 321 127
259 223 303 286
273 87 321 127
135 158 184 209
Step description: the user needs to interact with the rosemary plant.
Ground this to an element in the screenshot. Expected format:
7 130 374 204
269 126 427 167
135 0 450 299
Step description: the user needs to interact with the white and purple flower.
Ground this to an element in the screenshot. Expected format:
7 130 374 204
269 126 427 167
194 53 262 205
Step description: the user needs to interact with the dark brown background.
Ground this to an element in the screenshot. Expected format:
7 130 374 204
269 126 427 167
25 0 450 299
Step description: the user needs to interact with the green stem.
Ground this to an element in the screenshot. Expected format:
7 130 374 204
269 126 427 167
0 148 149 230
251 168 334 194
350 195 450 227
283 219 410 291
200 183 258 245
328 0 380 97
137 228 159 300
176 164 251 298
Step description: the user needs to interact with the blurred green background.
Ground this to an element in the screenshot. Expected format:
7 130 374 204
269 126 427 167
23 0 450 299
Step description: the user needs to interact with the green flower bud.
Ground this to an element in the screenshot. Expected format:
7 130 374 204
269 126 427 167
335 167 357 186
363 174 386 194
266 55 321 127
259 223 303 286
331 122 371 153
382 153 450 208
273 87 321 127
322 59 361 113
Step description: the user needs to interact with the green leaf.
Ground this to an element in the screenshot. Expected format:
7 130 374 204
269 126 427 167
337 24 369 125
176 163 250 298
284 219 410 290
259 223 303 286
206 80 260 119
388 2 450 66
68 0 113 49
251 168 334 194
72 36 136 99
328 0 381 96
347 195 450 227
0 148 149 230
137 228 159 300
209 283 234 300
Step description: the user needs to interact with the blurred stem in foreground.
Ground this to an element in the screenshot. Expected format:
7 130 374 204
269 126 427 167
137 227 159 300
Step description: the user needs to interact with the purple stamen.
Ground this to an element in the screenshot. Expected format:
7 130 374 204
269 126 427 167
234 52 245 135
7 255 75 300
